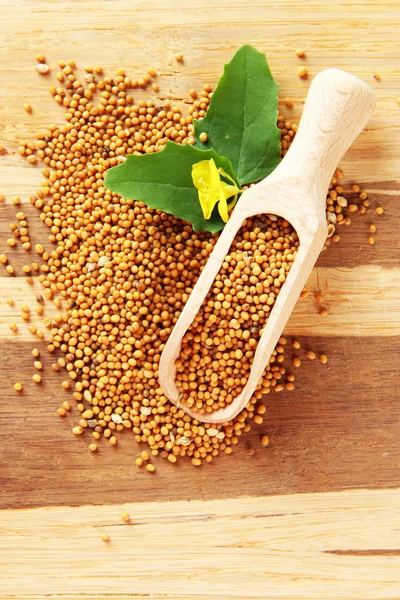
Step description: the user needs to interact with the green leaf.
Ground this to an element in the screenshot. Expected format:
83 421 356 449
194 44 281 186
104 141 239 233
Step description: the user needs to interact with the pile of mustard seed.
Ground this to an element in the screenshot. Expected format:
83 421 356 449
175 214 299 414
2 58 378 466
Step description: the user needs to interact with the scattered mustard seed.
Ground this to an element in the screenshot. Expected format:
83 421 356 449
146 463 155 473
296 49 306 58
121 512 130 522
261 435 269 446
199 132 208 143
376 206 384 215
23 103 32 113
297 66 308 78
319 354 328 364
14 383 23 392
36 63 50 75
100 533 109 542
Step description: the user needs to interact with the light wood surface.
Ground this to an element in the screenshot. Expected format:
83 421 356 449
0 1 399 598
0 488 399 599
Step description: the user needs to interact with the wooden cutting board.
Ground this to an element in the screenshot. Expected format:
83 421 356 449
0 1 399 598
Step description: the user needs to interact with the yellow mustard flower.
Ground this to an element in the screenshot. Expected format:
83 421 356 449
192 158 241 222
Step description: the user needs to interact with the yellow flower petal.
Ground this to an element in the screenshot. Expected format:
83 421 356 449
218 189 229 222
198 189 220 220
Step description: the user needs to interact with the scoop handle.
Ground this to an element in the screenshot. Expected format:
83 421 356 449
272 69 375 216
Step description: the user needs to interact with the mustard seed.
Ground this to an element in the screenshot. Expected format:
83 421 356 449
297 66 307 78
32 374 41 383
12 59 365 467
89 443 98 452
146 463 155 472
14 383 23 391
261 435 269 446
199 132 208 143
121 512 130 522
296 49 306 58
319 354 328 364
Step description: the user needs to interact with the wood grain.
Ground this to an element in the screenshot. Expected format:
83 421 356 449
0 1 399 598
1 334 399 510
0 488 399 599
3 264 400 340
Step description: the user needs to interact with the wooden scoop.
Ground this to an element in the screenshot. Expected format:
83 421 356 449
159 68 375 424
